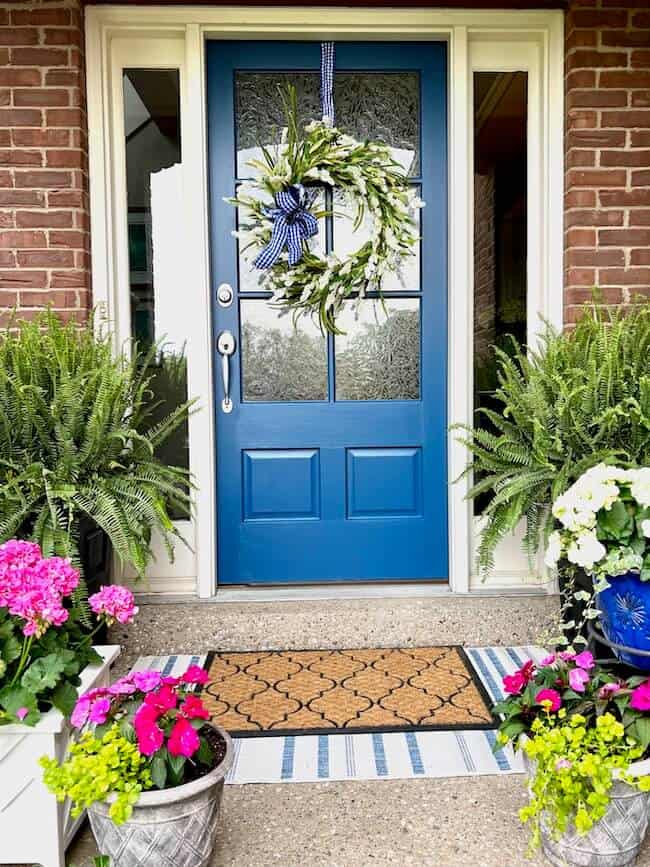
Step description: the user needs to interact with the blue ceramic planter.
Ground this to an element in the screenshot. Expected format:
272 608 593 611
597 570 650 670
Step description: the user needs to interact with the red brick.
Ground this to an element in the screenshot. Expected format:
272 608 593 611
0 149 42 167
12 128 69 147
49 230 86 248
601 149 650 166
16 250 74 268
602 31 650 49
0 270 47 289
567 70 597 89
572 9 628 26
566 287 624 306
45 150 83 169
600 268 650 284
0 68 41 87
0 189 44 206
0 109 42 128
567 30 598 50
0 211 14 229
0 252 15 267
632 92 650 108
0 230 46 249
568 89 628 108
46 109 83 128
567 248 625 267
11 9 71 26
0 170 12 188
566 268 597 286
632 131 650 147
0 131 9 147
631 51 650 69
568 211 625 229
0 29 39 47
632 249 650 265
600 72 650 89
44 29 82 48
567 169 627 187
0 91 9 108
567 51 629 71
602 110 650 128
11 48 68 67
566 189 598 207
568 130 626 148
632 11 650 26
600 189 650 207
50 269 86 288
14 89 69 108
14 170 72 189
631 210 650 226
632 170 650 185
600 228 650 246
47 189 84 208
45 70 80 87
16 211 73 229
567 149 597 168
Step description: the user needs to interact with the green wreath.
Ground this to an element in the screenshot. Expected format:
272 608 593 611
231 88 424 334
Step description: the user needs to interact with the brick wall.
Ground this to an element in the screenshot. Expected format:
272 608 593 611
565 0 650 323
0 0 89 324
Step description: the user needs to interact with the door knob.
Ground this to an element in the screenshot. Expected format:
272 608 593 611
217 330 236 413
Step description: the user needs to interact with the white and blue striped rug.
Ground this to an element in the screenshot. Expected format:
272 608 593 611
131 646 546 785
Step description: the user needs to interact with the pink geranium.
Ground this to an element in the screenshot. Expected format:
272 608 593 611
168 716 200 758
630 681 650 711
133 670 163 693
89 585 138 625
535 688 562 713
569 667 590 693
181 665 210 686
88 697 111 725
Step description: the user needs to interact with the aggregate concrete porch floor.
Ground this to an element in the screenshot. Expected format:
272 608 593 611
37 594 650 866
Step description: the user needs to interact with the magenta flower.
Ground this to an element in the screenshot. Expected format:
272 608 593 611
502 660 535 695
144 684 178 713
15 707 29 721
535 688 562 712
88 697 111 725
559 651 576 662
89 585 138 625
598 682 621 700
573 650 595 671
630 680 650 711
555 758 572 771
132 670 163 693
168 716 200 758
181 665 210 686
569 667 590 693
70 697 91 729
108 678 137 696
180 694 210 720
540 654 556 667
134 704 165 756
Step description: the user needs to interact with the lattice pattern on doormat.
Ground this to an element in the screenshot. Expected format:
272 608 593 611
199 645 495 737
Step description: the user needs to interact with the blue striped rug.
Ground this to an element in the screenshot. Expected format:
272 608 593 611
131 646 544 784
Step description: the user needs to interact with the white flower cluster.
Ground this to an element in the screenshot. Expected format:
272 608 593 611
545 464 650 576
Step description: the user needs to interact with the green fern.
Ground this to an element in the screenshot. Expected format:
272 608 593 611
0 311 194 579
455 302 650 576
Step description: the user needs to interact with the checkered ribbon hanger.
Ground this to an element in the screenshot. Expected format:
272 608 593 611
254 43 335 270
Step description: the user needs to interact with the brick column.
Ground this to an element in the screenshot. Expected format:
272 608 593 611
565 0 650 323
0 0 90 323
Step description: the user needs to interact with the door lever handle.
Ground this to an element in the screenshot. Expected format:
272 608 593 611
217 330 236 414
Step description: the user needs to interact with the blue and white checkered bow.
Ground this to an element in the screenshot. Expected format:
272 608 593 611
254 183 318 270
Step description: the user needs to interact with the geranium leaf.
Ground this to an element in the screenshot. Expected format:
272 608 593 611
51 680 78 716
1 634 22 664
21 653 66 692
0 685 39 725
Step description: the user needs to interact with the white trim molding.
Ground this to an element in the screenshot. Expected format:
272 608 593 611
85 5 564 599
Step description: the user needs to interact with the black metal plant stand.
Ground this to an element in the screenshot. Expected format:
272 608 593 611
587 621 650 677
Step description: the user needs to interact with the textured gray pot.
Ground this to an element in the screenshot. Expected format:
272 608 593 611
88 724 234 867
523 753 650 867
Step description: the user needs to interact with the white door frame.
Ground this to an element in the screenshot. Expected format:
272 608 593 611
85 5 564 598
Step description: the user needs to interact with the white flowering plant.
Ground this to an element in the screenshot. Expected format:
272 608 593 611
229 86 423 334
545 464 650 591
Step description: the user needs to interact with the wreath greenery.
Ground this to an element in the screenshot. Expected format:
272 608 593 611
231 87 424 334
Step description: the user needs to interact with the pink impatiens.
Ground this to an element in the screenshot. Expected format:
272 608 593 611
535 688 562 713
89 585 138 626
503 659 535 695
630 680 650 711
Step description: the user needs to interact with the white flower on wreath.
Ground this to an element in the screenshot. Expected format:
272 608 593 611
545 530 563 569
630 468 650 508
566 531 607 571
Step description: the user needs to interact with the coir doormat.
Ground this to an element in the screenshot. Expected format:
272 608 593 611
200 646 496 737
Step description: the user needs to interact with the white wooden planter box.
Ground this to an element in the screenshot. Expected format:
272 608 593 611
0 645 120 867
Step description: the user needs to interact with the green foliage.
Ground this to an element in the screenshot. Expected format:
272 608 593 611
455 302 650 575
40 725 153 825
0 311 194 577
520 713 650 851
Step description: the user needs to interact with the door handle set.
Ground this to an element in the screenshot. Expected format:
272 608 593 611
217 330 236 414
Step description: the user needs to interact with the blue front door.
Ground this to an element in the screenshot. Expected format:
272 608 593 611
207 41 448 584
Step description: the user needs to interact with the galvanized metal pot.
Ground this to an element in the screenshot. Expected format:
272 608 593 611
88 724 234 867
524 753 650 867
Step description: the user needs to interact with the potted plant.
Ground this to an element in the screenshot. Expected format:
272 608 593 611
0 538 136 867
0 310 194 587
496 651 650 865
455 301 650 579
41 665 233 867
545 463 650 668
